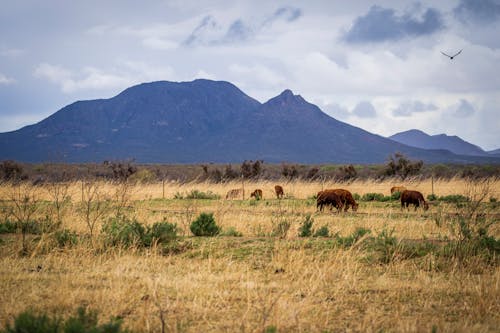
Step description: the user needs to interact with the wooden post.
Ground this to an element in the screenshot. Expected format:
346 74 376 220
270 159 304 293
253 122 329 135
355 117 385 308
241 176 245 200
431 175 434 196
162 179 165 199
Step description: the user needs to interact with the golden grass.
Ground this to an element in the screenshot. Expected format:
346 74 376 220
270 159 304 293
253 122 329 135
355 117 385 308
0 178 499 332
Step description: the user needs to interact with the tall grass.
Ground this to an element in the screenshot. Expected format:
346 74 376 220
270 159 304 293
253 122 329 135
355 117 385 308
0 178 498 332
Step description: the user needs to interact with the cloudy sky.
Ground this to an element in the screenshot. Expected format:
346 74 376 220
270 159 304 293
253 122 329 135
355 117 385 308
1 0 499 150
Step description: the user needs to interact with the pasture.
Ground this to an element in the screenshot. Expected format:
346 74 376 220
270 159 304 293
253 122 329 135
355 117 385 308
0 178 499 332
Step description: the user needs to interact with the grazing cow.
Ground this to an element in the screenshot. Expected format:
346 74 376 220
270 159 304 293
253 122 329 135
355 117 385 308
331 189 359 212
317 190 343 212
401 190 429 211
250 189 263 200
390 186 407 194
226 188 244 200
274 185 284 199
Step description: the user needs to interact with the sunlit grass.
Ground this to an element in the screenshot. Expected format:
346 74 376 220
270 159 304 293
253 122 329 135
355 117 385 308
0 178 499 332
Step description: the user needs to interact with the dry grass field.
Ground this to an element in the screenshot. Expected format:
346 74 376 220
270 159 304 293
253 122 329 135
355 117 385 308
0 178 499 332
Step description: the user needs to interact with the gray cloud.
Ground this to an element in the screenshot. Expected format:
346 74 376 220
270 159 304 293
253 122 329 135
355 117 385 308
223 19 253 43
343 5 445 43
184 6 301 46
270 6 302 23
352 101 377 118
454 0 500 24
183 15 218 46
454 99 475 118
392 101 438 117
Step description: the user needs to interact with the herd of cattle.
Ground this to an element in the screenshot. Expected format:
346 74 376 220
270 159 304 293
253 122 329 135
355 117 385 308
225 185 429 212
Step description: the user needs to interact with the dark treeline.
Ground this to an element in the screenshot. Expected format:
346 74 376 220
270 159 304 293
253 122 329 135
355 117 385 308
1 154 499 183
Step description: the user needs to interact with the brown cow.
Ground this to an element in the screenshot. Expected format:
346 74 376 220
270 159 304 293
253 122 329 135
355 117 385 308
226 188 244 200
317 190 343 212
250 189 263 200
331 189 359 212
274 185 284 199
391 186 407 194
401 190 429 211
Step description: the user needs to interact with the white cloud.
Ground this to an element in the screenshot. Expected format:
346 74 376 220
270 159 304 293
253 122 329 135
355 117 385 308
0 73 14 85
0 47 24 58
142 37 177 50
392 101 438 117
34 63 131 93
34 62 174 93
229 63 285 88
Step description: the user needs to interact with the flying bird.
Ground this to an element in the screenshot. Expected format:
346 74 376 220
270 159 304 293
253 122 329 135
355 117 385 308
441 49 462 60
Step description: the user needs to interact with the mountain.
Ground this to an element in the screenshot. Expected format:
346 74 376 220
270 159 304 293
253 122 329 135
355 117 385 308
0 79 498 164
488 148 500 157
389 129 488 157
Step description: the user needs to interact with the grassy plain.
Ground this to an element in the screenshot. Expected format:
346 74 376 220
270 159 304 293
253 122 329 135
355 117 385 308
0 178 499 332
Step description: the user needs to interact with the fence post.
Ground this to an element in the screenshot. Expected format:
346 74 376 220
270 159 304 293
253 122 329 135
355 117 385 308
431 175 435 196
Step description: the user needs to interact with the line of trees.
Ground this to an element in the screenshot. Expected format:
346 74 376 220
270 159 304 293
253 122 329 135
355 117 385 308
1 153 499 183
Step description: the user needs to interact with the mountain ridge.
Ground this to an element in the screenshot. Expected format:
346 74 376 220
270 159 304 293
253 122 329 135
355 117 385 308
389 129 488 157
0 79 498 164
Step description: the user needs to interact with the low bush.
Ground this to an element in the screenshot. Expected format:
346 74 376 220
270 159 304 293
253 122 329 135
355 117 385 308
335 227 371 246
102 215 145 247
298 214 314 237
427 193 438 201
54 229 78 247
0 220 17 234
313 225 330 238
102 215 178 248
143 219 178 247
190 213 220 236
361 193 385 201
221 227 243 237
185 190 220 200
438 194 469 203
391 191 403 200
0 306 126 333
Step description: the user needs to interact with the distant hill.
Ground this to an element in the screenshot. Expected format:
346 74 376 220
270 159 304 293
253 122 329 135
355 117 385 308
389 129 488 157
488 148 500 157
0 79 498 164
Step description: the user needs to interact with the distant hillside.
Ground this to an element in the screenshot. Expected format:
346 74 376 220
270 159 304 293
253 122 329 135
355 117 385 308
488 148 500 157
0 79 498 164
389 129 488 157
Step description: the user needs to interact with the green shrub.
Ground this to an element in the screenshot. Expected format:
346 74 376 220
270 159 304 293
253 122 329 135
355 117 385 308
185 190 220 200
352 193 361 201
313 225 330 237
489 197 497 203
0 220 17 234
361 193 385 201
335 227 371 246
221 227 243 237
173 192 184 199
0 306 126 333
438 194 469 203
391 191 403 200
298 214 314 237
370 228 398 264
102 215 146 247
54 229 78 247
190 213 220 236
427 193 438 201
143 219 178 247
